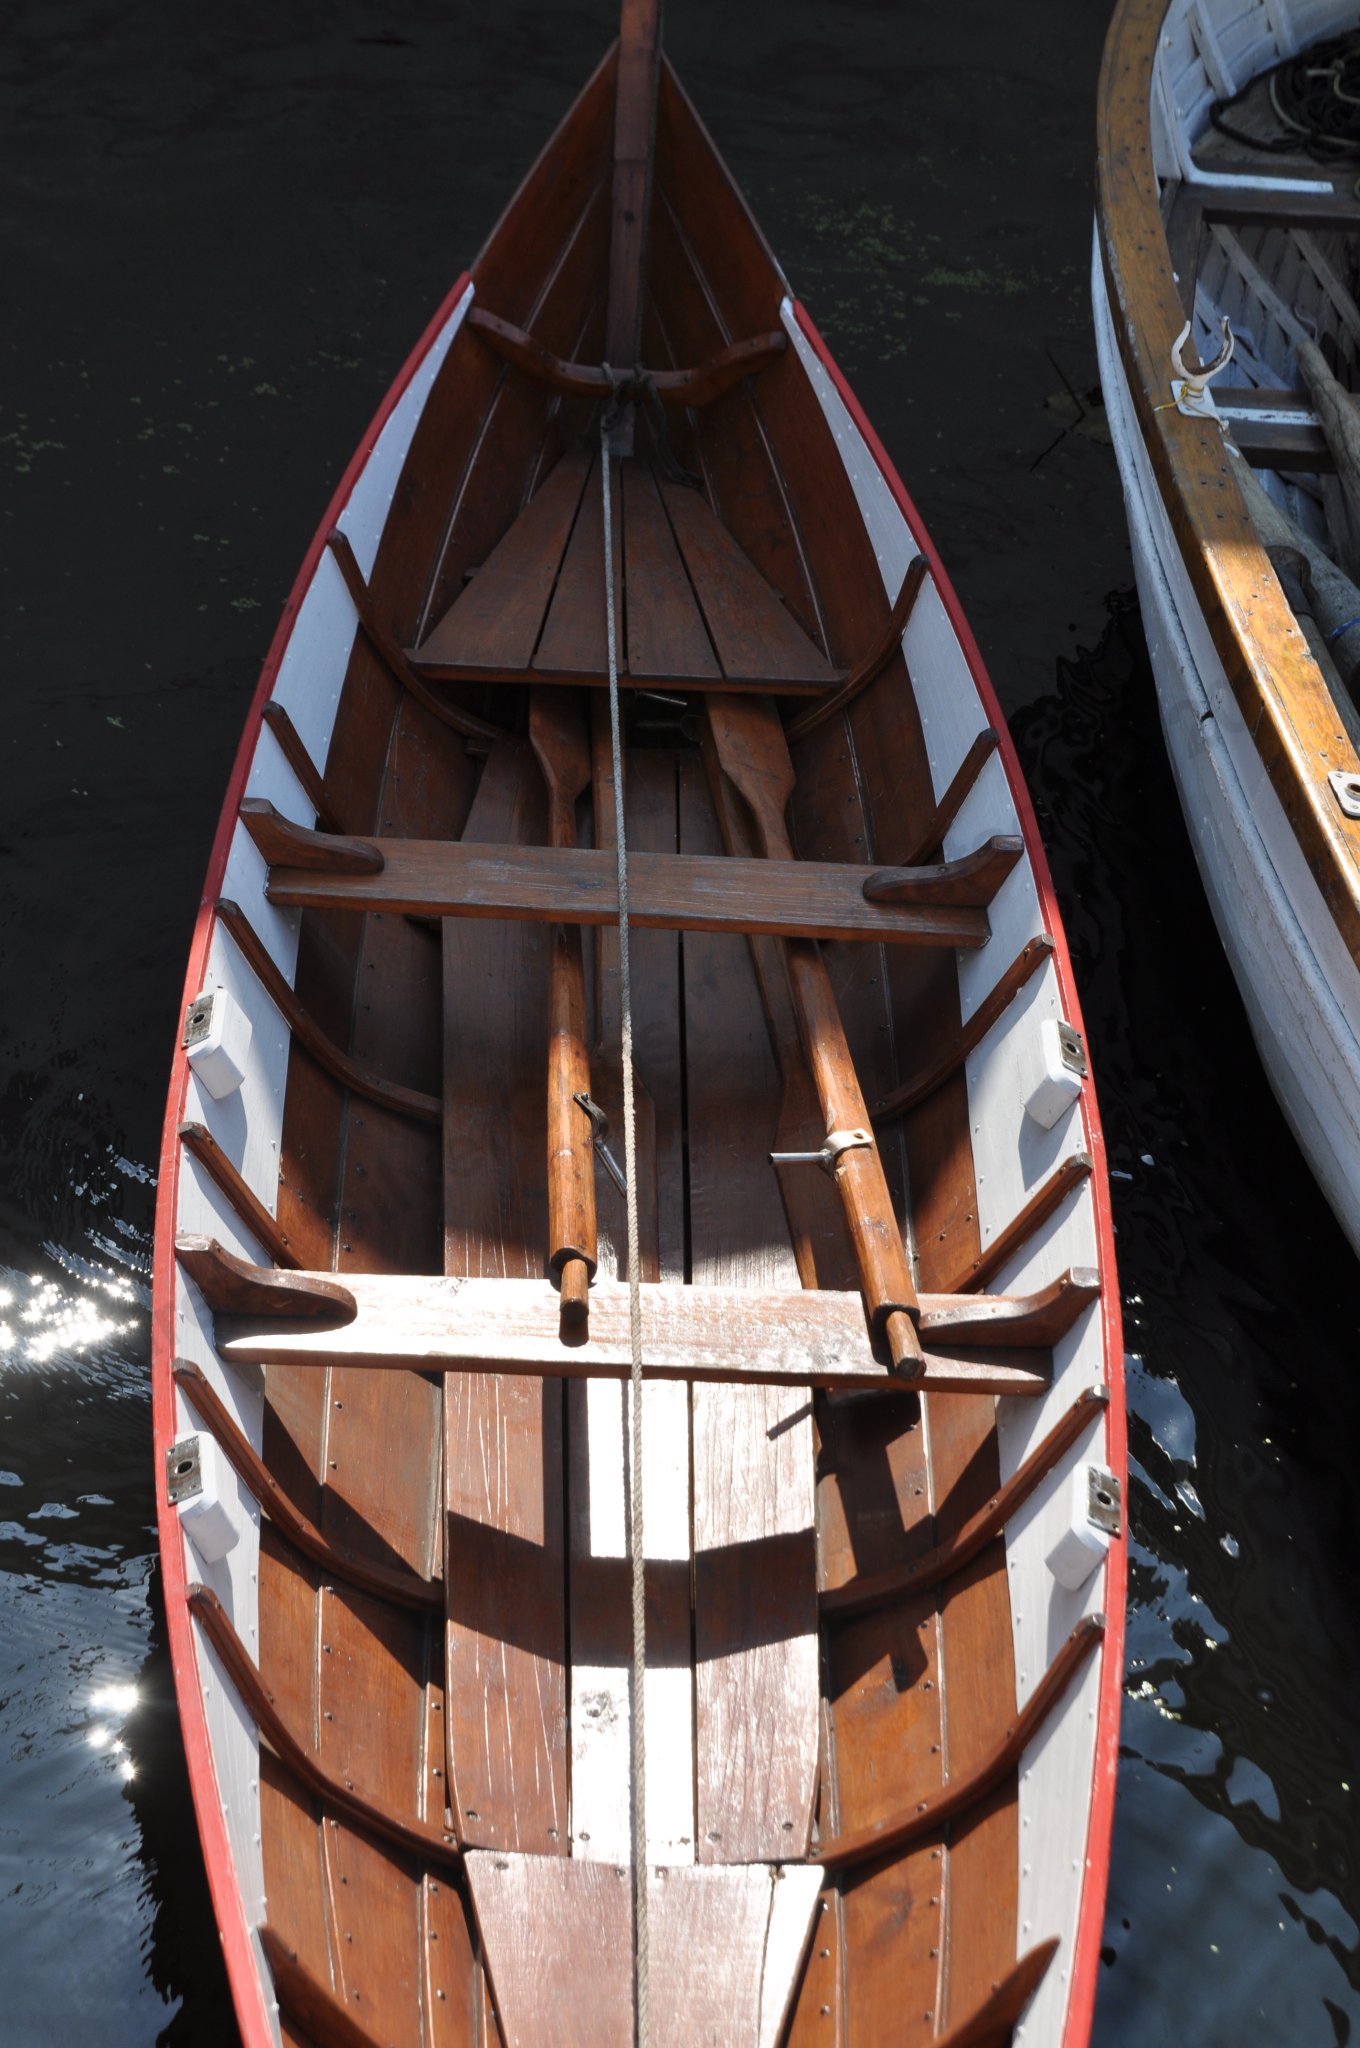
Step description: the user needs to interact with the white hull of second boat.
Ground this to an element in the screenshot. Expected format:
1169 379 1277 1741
1093 236 1360 1254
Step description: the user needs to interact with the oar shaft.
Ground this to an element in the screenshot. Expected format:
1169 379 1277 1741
703 694 923 1368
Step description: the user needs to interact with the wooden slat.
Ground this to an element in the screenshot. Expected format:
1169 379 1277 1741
415 447 593 672
623 461 721 678
465 1854 824 2047
681 756 819 1865
567 740 693 1866
441 742 567 1858
532 455 618 677
260 831 993 947
662 475 838 685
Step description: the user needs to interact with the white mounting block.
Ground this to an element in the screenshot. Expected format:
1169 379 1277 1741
1024 1016 1087 1130
183 987 252 1100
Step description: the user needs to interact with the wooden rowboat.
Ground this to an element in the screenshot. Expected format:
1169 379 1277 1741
1095 0 1360 1252
153 9 1125 2044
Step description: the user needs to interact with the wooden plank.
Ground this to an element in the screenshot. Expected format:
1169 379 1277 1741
622 462 721 679
568 741 693 1867
262 834 992 947
532 456 618 677
215 1273 1051 1397
442 742 567 1858
465 1854 824 2047
681 754 820 1865
662 476 837 684
415 447 592 672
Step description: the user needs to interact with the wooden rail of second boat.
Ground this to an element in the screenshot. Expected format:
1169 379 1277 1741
238 800 1007 947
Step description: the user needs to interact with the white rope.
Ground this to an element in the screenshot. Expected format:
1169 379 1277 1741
600 419 649 2047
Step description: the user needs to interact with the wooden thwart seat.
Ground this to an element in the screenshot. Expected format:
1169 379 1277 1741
175 1235 1102 1394
240 798 1015 946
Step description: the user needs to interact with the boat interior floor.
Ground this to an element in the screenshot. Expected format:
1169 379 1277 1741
409 444 838 699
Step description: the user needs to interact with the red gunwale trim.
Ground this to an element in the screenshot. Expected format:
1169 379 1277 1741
791 297 1127 2048
150 269 475 2048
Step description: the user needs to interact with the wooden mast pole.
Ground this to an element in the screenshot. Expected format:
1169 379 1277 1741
604 0 663 456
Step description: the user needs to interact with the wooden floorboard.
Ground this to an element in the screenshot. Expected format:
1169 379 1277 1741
442 742 568 1857
681 758 820 1865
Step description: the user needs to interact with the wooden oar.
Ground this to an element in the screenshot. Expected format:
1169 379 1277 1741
530 690 596 1324
703 693 924 1370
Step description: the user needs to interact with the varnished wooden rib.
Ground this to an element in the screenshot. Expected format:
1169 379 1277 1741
931 1938 1061 2048
862 834 1021 907
176 1234 357 1320
875 935 1056 1120
258 831 992 948
324 528 505 749
240 798 384 874
943 1151 1094 1294
820 1385 1110 1620
900 727 1001 867
212 1272 1052 1397
260 702 348 835
466 303 787 406
259 1925 386 2048
215 899 443 1125
173 1361 442 1614
187 1586 463 1868
818 1614 1105 1870
177 1120 298 1268
784 553 929 744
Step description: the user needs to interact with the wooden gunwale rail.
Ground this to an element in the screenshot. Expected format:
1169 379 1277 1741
1097 0 1360 964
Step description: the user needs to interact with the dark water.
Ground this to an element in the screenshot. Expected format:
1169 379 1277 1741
2 2 1357 2040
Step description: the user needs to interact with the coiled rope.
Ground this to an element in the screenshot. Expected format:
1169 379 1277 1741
1211 30 1360 160
599 411 650 2048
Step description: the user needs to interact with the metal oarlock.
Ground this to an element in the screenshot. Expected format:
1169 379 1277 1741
770 1127 874 1176
574 1091 628 1196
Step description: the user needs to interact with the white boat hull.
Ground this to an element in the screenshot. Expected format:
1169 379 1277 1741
1093 235 1360 1252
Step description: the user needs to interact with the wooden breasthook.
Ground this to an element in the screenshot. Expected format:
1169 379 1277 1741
152 2 1125 2044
